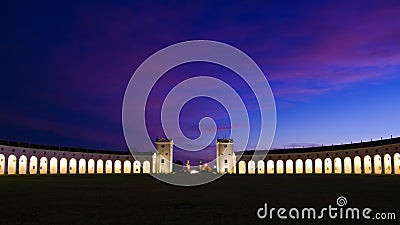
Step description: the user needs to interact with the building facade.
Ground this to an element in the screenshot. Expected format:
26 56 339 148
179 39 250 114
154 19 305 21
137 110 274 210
216 138 236 173
0 137 399 175
152 138 173 174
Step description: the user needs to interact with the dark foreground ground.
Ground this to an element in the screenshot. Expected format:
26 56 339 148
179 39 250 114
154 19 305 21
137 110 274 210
0 174 399 225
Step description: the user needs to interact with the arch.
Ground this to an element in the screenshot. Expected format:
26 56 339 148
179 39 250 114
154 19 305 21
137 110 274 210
266 160 274 174
238 161 246 174
29 156 38 174
143 160 151 174
363 155 372 174
354 156 362 174
0 154 5 174
257 160 265 174
69 158 77 174
295 159 303 174
344 157 352 174
334 157 342 174
133 161 141 174
324 158 332 174
383 154 392 174
105 160 113 174
60 158 67 174
276 160 284 174
248 160 256 174
88 159 95 174
285 159 293 174
18 155 27 174
395 153 400 174
305 159 313 174
79 158 86 174
374 155 382 174
96 159 104 174
314 158 322 174
39 157 48 174
123 160 131 173
50 157 58 174
114 160 122 173
7 154 17 174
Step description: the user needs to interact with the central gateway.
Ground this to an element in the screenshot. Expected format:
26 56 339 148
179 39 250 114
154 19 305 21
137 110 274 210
153 138 236 174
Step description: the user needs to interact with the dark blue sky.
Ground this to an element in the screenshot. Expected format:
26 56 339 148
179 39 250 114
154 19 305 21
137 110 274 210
2 0 400 162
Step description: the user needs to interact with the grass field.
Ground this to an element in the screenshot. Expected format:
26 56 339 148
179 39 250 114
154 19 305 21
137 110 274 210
0 174 399 225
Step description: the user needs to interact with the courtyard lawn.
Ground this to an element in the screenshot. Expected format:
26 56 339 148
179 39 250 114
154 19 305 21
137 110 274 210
0 174 399 225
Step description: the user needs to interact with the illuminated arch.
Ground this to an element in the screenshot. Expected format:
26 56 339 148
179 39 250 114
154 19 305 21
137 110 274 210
88 159 95 174
7 154 17 174
314 158 322 174
285 160 293 174
295 159 303 174
266 160 274 174
39 157 48 174
143 161 150 174
374 155 382 174
248 160 256 174
60 158 67 174
114 160 122 173
344 157 352 174
324 158 332 174
69 158 77 174
50 157 58 174
0 154 6 174
29 156 38 174
96 159 104 174
305 159 312 174
105 160 113 174
383 154 392 174
257 160 265 174
363 155 372 174
18 155 27 174
395 153 400 175
133 161 141 174
123 160 131 173
79 158 86 174
334 157 342 174
354 156 362 174
238 161 246 174
276 160 284 174
0 154 5 174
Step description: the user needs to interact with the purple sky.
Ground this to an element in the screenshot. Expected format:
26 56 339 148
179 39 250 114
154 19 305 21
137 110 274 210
2 0 400 162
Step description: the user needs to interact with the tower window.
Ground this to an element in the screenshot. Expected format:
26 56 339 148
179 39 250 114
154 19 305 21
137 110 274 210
161 145 165 148
161 159 165 163
224 159 228 164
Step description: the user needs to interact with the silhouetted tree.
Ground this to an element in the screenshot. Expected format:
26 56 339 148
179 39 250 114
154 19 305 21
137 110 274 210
175 160 183 165
174 160 184 172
